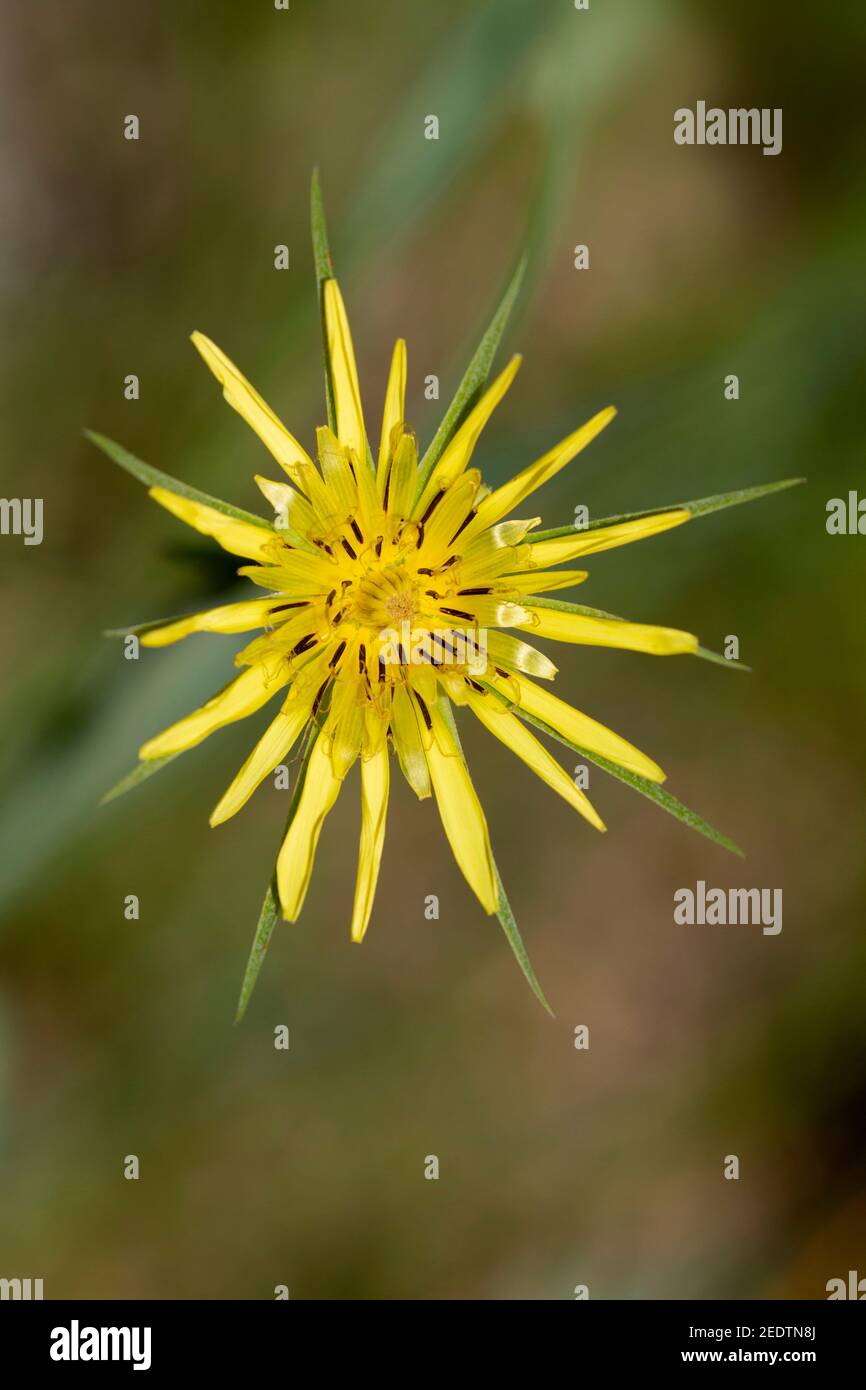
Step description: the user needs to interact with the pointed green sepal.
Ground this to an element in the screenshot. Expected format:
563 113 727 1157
494 859 555 1016
501 699 743 857
310 167 338 435
85 430 271 528
534 477 805 544
525 595 750 671
415 252 527 498
235 724 318 1023
101 753 181 806
437 695 552 1011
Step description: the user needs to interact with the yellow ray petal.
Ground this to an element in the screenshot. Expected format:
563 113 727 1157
485 630 557 680
317 426 359 518
492 670 665 783
413 355 521 517
140 598 287 648
236 537 335 589
276 729 344 921
191 332 314 475
323 278 366 463
455 518 539 582
528 510 691 567
384 430 418 518
210 692 313 826
328 680 366 780
499 568 589 596
149 487 280 563
254 475 319 545
417 471 480 561
466 688 605 831
520 607 698 655
377 338 407 487
351 744 390 942
462 406 616 542
139 661 287 759
390 683 431 798
424 698 498 914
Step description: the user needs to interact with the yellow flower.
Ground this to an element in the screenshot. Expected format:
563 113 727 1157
90 179 801 1011
132 280 698 941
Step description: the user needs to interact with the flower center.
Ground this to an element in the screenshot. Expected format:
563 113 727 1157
354 564 418 630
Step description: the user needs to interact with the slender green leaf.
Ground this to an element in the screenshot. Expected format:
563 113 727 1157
415 254 527 499
100 753 181 806
235 724 318 1023
85 430 271 528
310 167 337 435
525 595 750 670
532 477 806 543
490 693 742 856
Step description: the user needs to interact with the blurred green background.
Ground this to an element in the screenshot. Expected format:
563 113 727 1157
1 0 865 1299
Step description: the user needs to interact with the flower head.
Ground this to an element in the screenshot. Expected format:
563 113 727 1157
90 176 800 1011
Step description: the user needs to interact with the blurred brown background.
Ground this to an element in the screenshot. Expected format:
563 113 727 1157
1 0 864 1298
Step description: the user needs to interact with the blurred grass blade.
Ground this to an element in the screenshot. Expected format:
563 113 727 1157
415 253 526 497
85 430 270 528
534 477 806 542
527 595 750 671
235 726 317 1023
310 167 337 435
101 753 180 806
494 859 554 1016
511 703 742 856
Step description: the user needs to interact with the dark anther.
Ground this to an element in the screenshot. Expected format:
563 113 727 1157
413 692 433 730
419 490 445 525
311 679 330 716
449 510 476 544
